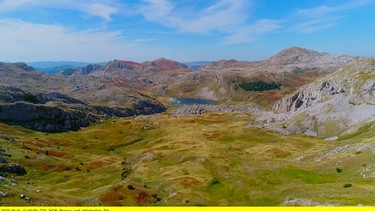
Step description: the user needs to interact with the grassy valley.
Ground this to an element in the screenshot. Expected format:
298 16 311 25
1 109 375 206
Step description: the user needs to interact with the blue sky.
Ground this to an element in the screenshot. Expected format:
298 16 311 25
0 0 375 62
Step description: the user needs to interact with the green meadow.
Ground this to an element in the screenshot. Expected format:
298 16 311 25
1 110 375 206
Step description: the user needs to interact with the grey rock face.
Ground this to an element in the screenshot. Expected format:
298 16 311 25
0 102 95 132
0 86 167 132
258 58 375 138
71 64 104 76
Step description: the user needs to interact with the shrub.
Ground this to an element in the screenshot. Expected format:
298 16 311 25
336 167 342 173
343 183 352 188
239 81 280 91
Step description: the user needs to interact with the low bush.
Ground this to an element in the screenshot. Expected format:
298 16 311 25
343 183 352 188
239 81 280 91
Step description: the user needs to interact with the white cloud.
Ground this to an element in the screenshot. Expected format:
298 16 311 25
85 3 118 22
296 0 370 18
138 0 281 44
291 0 371 33
225 19 282 44
0 0 35 10
0 19 160 62
0 0 119 22
139 0 250 34
291 18 340 34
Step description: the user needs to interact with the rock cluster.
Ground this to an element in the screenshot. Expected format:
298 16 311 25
171 103 263 115
273 81 346 113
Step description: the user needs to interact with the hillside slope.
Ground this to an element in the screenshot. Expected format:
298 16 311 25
167 47 358 105
255 59 375 138
0 63 166 131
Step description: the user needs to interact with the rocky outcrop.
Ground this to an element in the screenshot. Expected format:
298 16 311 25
70 64 104 76
0 86 166 132
0 164 27 176
256 59 375 138
0 102 96 132
273 81 346 113
94 99 166 117
0 85 95 131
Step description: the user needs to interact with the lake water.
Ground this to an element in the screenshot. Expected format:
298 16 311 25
171 98 213 106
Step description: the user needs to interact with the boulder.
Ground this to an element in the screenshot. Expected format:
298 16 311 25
0 164 27 176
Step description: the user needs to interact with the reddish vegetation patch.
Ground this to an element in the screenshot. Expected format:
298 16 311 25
290 75 307 86
91 160 108 167
36 139 49 145
205 131 222 140
134 191 150 205
47 150 70 157
38 164 50 171
263 91 283 103
100 192 124 206
45 194 56 199
50 138 70 146
86 160 111 171
24 139 49 148
151 59 181 71
119 60 140 67
305 71 320 78
185 118 200 123
123 121 131 125
53 164 73 172
180 178 200 187
266 147 291 158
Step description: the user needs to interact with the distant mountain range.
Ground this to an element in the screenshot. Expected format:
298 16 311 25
27 61 210 74
28 61 107 74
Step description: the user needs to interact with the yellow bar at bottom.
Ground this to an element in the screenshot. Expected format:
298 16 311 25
1 206 375 211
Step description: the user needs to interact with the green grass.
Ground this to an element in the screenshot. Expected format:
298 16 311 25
1 112 375 205
280 167 336 184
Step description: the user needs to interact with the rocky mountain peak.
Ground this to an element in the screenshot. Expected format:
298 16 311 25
136 58 190 73
148 58 189 70
88 59 140 77
269 47 324 65
106 59 140 70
